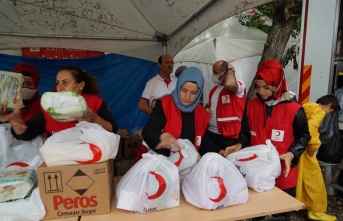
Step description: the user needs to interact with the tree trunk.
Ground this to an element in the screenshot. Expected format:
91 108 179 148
245 0 301 104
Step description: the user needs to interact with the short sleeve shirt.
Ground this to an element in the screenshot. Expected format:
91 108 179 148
141 74 177 108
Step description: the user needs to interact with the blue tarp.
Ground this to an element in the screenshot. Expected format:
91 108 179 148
0 53 159 133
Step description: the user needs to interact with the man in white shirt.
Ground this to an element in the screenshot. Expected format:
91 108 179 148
138 54 177 114
200 60 246 157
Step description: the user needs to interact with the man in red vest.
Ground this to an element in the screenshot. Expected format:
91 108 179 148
200 60 246 157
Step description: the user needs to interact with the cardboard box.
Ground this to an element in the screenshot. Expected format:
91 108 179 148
116 129 130 161
124 136 143 159
37 160 114 220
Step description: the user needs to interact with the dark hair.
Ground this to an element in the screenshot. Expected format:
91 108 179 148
57 65 101 95
316 95 340 111
175 66 188 78
158 55 163 64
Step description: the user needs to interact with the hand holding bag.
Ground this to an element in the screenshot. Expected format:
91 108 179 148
226 139 281 192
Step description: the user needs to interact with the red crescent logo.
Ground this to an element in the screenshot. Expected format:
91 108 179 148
236 153 258 162
5 162 29 168
209 176 227 202
276 131 281 136
146 171 167 200
171 150 184 167
75 142 102 164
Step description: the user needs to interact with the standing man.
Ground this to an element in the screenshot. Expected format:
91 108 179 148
138 54 176 114
200 60 246 156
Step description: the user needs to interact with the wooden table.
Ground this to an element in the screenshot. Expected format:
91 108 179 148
81 177 305 221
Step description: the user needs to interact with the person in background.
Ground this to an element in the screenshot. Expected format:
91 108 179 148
134 67 209 162
138 54 176 114
227 60 310 221
297 95 339 221
175 65 188 78
0 65 117 140
0 63 41 121
199 60 246 157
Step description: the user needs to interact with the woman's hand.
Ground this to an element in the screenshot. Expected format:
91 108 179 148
76 108 98 123
0 109 27 134
223 143 242 157
279 152 293 177
0 102 10 115
156 132 182 150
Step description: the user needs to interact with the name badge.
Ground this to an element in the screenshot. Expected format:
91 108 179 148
221 95 230 104
271 129 284 142
196 136 201 146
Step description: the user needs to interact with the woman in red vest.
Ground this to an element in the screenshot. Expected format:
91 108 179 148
134 67 210 161
228 60 310 221
1 65 117 140
0 63 41 121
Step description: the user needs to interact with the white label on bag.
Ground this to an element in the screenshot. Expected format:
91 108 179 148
271 129 284 142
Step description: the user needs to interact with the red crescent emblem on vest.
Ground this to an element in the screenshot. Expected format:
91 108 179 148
146 171 167 200
5 162 29 168
171 150 184 167
75 142 102 164
236 154 258 162
209 176 227 202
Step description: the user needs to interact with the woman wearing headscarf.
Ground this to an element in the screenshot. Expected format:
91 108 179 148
134 67 210 161
0 63 41 121
227 60 310 221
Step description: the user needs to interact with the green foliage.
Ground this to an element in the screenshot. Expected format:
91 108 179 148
237 1 302 69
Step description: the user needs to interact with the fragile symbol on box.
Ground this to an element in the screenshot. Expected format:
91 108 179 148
67 169 95 196
43 171 63 193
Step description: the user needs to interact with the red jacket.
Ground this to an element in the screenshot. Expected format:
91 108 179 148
161 95 210 150
247 98 301 189
42 93 103 135
209 83 246 138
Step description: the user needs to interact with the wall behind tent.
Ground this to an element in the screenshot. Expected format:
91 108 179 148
0 53 159 133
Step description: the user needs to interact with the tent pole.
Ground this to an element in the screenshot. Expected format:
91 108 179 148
162 41 167 54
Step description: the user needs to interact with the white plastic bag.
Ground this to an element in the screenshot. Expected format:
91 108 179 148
226 139 281 192
40 121 120 167
182 153 248 210
116 153 180 213
0 124 44 170
0 188 46 221
148 139 200 181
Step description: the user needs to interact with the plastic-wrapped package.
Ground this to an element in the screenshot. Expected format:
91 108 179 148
41 91 87 122
0 169 36 202
0 71 24 110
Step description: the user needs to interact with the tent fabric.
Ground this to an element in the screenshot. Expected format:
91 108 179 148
0 53 159 132
0 0 272 62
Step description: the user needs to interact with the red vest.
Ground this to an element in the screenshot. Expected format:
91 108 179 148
209 83 246 138
42 93 103 135
247 98 301 189
161 95 210 150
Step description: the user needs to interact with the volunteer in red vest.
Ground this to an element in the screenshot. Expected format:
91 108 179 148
199 60 246 157
134 67 210 162
138 54 177 114
0 63 41 121
1 65 117 140
228 60 310 221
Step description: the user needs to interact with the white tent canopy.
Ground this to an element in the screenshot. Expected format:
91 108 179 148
173 14 300 104
0 0 272 62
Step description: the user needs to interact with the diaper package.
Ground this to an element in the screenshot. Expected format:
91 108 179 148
0 169 36 202
41 91 88 122
0 71 24 110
